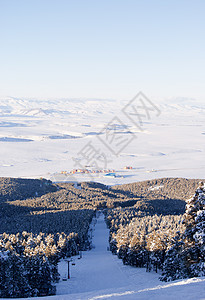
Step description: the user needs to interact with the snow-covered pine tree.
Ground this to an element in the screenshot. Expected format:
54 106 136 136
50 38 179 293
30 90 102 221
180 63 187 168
182 181 205 277
0 250 8 298
160 232 185 281
161 182 205 281
0 252 32 298
25 255 55 296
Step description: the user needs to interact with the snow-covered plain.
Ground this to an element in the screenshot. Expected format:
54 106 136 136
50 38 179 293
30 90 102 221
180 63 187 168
0 96 204 184
18 213 205 300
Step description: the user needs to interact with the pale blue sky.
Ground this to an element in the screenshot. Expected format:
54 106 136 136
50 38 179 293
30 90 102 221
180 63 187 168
0 0 204 101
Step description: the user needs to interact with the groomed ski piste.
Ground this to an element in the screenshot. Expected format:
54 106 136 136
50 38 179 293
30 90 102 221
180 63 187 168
15 212 205 300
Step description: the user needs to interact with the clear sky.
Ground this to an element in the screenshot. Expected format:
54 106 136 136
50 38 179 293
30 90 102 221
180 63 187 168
0 0 204 101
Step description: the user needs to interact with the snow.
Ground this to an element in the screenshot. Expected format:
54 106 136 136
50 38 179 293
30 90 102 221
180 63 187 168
149 185 164 191
1 96 205 298
54 213 205 300
0 97 204 184
10 212 205 300
56 213 138 296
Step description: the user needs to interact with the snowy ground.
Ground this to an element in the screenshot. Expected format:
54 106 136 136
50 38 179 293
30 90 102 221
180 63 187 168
2 97 205 299
0 96 204 184
18 212 205 300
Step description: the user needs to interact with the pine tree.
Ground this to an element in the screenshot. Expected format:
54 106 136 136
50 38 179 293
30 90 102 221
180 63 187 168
160 232 185 281
0 252 32 298
182 182 205 277
161 182 205 281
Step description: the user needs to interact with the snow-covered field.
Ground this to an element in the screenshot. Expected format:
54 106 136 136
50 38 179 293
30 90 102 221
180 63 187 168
18 213 205 300
0 96 204 184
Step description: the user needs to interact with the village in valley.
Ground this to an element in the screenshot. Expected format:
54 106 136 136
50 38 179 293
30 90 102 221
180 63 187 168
50 166 134 181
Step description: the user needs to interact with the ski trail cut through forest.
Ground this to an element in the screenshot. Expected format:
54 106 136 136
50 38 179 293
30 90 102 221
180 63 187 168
56 212 159 299
7 208 205 299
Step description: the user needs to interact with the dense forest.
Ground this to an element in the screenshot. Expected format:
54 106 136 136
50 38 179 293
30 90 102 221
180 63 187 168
0 177 204 297
106 207 185 272
0 178 95 297
105 180 205 281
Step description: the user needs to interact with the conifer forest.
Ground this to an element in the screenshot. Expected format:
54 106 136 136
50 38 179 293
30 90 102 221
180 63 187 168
0 177 205 298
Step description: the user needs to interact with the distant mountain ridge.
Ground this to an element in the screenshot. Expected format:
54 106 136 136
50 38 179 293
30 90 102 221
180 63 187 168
0 96 204 116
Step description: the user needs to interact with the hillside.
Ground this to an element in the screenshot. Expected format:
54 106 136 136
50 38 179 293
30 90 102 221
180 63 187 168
11 212 205 300
111 177 202 201
0 177 57 201
0 177 203 235
0 177 204 298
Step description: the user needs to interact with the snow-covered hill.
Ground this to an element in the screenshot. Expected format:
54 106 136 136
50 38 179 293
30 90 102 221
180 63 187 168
13 213 205 300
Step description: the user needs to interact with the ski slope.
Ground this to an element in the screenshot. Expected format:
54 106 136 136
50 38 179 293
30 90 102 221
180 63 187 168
10 212 205 300
53 213 205 300
56 212 159 297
